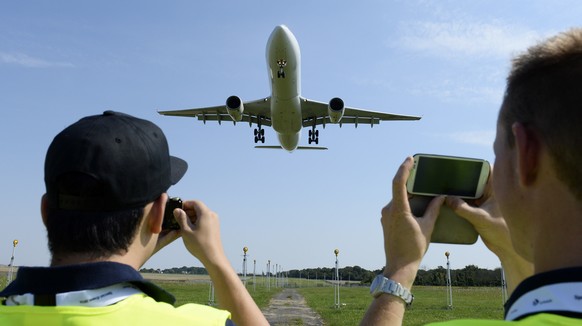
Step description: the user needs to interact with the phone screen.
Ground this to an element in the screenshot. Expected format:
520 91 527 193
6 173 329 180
412 156 485 197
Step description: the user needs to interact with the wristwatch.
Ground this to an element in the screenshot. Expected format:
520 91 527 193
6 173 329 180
370 275 414 305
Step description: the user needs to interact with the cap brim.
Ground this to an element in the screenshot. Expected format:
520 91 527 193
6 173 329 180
170 156 188 185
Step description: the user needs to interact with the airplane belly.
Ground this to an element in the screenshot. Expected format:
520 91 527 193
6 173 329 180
270 73 299 100
277 132 300 152
271 97 302 134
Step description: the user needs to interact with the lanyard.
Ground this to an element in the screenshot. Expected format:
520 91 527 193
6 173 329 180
506 282 582 320
6 283 143 307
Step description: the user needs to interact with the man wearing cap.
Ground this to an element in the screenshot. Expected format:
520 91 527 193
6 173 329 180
0 111 268 325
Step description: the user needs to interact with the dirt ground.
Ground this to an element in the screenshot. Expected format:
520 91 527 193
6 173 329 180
262 288 324 326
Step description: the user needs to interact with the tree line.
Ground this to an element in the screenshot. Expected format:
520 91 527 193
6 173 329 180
142 264 505 287
140 266 208 275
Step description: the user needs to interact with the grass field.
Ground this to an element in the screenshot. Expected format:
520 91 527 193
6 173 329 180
2 271 505 325
151 276 505 325
298 285 505 325
153 279 280 309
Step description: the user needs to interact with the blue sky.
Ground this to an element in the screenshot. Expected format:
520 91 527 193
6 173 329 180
1 1 580 274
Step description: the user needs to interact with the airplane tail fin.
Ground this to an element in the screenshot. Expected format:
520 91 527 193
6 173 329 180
254 146 328 150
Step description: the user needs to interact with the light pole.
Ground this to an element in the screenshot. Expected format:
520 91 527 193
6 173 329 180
334 249 340 309
7 239 19 285
501 267 508 304
208 281 215 306
242 246 248 286
267 260 271 290
253 259 257 292
445 251 453 309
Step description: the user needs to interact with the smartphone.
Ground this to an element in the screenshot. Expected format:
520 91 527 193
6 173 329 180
406 154 490 199
406 154 490 244
162 197 182 230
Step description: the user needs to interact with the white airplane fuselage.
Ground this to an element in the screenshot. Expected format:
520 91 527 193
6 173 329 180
266 25 303 151
158 25 422 151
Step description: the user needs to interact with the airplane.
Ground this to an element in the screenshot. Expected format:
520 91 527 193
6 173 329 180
158 25 421 152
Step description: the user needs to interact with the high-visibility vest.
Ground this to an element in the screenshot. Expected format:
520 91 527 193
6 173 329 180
428 313 582 325
0 294 231 326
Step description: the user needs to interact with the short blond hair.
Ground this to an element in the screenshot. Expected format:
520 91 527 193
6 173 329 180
500 28 582 199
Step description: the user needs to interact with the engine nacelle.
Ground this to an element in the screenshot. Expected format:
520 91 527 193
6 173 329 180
328 97 345 123
226 95 243 121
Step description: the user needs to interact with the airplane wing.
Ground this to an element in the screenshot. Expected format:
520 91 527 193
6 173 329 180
158 97 272 126
300 98 421 127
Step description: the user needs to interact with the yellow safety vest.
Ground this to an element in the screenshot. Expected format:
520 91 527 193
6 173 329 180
0 294 231 326
428 313 582 325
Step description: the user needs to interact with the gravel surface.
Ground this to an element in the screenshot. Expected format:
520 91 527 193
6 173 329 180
262 288 325 325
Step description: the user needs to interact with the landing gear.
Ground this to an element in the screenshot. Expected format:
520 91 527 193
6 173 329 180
308 126 319 145
277 59 287 79
253 119 265 143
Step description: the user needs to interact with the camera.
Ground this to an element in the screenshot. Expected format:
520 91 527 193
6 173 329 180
162 197 182 230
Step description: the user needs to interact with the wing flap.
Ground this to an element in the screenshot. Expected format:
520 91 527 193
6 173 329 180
302 116 384 127
199 114 272 127
158 97 272 127
299 97 421 127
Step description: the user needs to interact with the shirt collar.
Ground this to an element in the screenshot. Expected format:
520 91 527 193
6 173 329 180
505 266 582 319
0 261 175 305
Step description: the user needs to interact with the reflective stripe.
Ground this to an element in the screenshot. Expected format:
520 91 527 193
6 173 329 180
6 283 142 307
506 282 582 320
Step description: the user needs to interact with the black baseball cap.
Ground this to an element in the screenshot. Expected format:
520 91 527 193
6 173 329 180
44 111 187 211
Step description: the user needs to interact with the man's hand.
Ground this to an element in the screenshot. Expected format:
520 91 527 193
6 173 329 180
446 172 533 293
172 200 228 268
446 195 512 259
381 157 445 288
360 157 445 326
172 200 269 326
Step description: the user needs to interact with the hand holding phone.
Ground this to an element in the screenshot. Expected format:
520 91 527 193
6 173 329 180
406 154 491 244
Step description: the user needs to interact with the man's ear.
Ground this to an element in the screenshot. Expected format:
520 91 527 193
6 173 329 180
41 194 49 227
148 193 167 234
512 122 541 186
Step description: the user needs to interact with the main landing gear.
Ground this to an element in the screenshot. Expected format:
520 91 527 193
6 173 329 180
254 128 265 143
308 126 319 144
254 120 265 143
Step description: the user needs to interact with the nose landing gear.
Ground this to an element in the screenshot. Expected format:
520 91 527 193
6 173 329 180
277 59 287 79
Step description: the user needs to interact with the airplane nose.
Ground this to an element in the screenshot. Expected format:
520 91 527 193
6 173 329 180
271 25 291 40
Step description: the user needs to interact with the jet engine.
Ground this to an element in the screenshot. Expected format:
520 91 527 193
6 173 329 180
226 95 243 121
328 97 345 123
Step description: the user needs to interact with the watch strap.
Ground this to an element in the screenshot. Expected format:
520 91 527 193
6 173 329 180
370 275 414 305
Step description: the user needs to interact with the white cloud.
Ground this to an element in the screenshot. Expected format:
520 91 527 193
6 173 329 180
396 20 544 59
0 52 74 68
447 130 495 147
409 78 504 105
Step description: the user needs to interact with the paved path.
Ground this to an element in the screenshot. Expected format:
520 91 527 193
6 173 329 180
262 288 325 326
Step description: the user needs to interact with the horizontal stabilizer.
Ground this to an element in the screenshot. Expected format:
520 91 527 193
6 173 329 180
255 146 328 150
